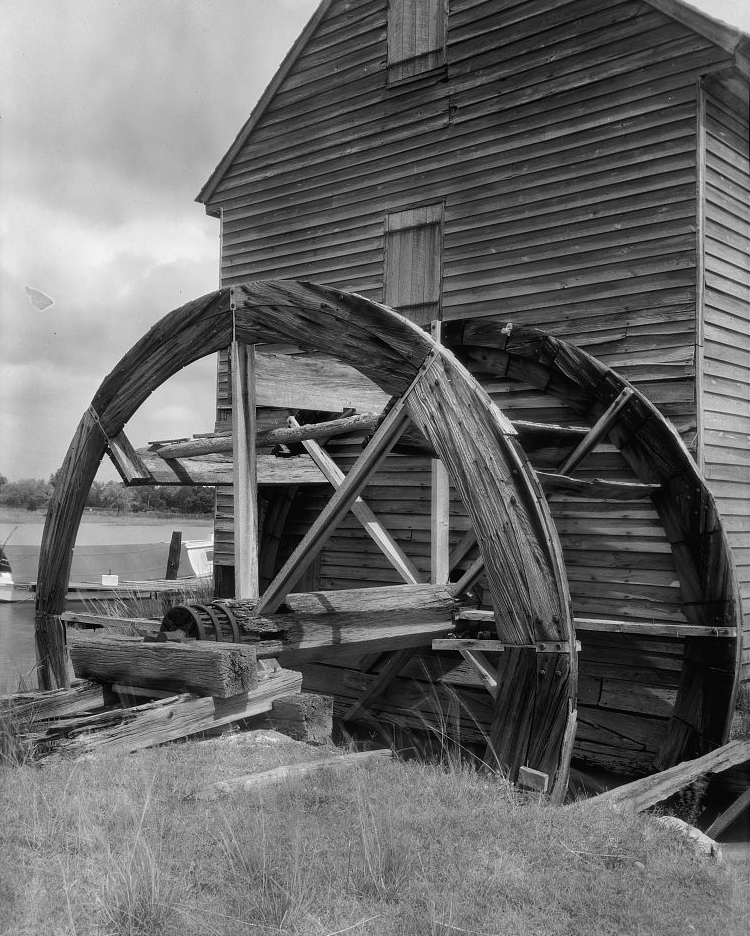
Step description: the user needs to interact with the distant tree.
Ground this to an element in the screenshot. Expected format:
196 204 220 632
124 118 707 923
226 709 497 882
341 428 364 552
0 473 7 489
0 478 51 510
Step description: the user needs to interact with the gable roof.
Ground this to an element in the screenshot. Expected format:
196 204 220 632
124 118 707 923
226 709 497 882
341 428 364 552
196 0 749 209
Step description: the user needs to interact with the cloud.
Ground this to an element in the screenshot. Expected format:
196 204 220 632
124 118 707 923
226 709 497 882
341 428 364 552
0 0 318 480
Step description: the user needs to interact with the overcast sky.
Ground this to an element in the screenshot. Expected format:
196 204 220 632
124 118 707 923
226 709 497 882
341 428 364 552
1 0 748 483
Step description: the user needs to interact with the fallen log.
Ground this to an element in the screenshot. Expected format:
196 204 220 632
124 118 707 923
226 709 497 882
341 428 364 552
582 739 750 813
192 748 393 800
67 630 258 699
38 667 303 760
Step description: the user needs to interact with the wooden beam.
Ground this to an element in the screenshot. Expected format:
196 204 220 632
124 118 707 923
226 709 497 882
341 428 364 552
231 340 259 599
38 668 303 761
457 649 498 698
154 412 380 459
165 531 182 580
558 387 635 475
193 749 393 800
129 449 326 486
289 416 423 586
537 472 660 500
343 648 416 721
431 459 451 584
705 786 750 839
254 381 424 616
586 740 750 813
433 638 570 652
456 610 737 639
107 430 153 483
449 529 477 574
449 554 485 597
4 681 105 722
67 630 258 699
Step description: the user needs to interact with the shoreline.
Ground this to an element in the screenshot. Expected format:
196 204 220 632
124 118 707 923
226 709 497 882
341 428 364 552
0 507 213 527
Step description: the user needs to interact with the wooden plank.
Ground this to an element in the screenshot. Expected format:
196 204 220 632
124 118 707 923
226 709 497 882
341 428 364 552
4 681 105 723
131 450 327 486
458 649 499 698
193 749 394 800
587 740 750 813
67 631 258 699
343 648 416 721
431 458 451 584
154 412 381 459
165 531 181 580
558 387 636 474
537 472 660 500
704 786 750 839
107 430 153 483
38 668 303 761
290 416 424 585
231 340 259 599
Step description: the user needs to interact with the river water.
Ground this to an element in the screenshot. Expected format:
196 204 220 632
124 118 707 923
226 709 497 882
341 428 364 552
0 515 212 691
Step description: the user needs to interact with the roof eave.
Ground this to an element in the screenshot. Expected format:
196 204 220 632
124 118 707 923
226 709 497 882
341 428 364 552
196 0 336 209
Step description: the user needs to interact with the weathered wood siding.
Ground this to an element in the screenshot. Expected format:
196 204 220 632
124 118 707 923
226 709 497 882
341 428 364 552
207 0 731 585
700 78 750 678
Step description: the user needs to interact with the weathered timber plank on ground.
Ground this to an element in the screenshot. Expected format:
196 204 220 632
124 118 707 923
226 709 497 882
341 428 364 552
39 668 303 759
4 681 105 722
67 631 258 698
193 748 393 800
584 739 750 812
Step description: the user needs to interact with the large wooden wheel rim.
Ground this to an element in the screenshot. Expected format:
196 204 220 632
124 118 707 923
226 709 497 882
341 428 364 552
445 320 742 768
36 281 576 797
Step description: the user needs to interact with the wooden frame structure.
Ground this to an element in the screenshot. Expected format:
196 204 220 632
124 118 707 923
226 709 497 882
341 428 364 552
36 281 742 797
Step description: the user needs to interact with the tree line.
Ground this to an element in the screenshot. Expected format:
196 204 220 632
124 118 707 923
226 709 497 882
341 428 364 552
0 472 214 515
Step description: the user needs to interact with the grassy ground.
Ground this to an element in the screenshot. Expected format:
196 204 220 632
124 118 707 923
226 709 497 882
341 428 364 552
1 732 748 936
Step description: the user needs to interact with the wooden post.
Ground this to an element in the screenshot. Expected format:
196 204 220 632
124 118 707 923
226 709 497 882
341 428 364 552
231 340 259 599
165 531 182 580
430 320 450 585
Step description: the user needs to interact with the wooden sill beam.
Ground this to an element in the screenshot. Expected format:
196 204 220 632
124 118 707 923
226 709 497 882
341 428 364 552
433 638 571 652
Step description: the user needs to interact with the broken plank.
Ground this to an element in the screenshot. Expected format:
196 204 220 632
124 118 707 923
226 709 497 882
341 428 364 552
193 748 394 800
4 681 106 723
67 631 258 699
40 668 303 760
585 739 750 812
62 611 162 636
558 387 636 475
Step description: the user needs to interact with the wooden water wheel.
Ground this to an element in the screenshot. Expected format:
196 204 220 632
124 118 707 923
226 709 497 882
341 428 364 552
37 281 741 795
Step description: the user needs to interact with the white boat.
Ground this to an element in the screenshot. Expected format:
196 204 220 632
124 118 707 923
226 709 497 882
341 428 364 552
0 536 214 602
0 546 32 603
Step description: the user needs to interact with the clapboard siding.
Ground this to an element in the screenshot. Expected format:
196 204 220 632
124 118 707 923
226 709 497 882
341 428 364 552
701 78 750 678
207 0 734 585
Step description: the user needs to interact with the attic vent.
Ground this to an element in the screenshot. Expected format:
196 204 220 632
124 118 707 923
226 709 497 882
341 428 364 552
387 0 447 84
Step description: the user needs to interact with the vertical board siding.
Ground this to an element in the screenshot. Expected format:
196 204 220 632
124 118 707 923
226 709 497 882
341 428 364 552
701 81 750 677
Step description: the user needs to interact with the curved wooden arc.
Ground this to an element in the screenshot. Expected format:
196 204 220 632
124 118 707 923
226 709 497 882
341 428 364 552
36 281 575 797
445 320 742 769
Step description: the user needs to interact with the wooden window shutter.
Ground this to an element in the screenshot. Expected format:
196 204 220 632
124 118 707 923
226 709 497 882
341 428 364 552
384 204 444 328
387 0 446 83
